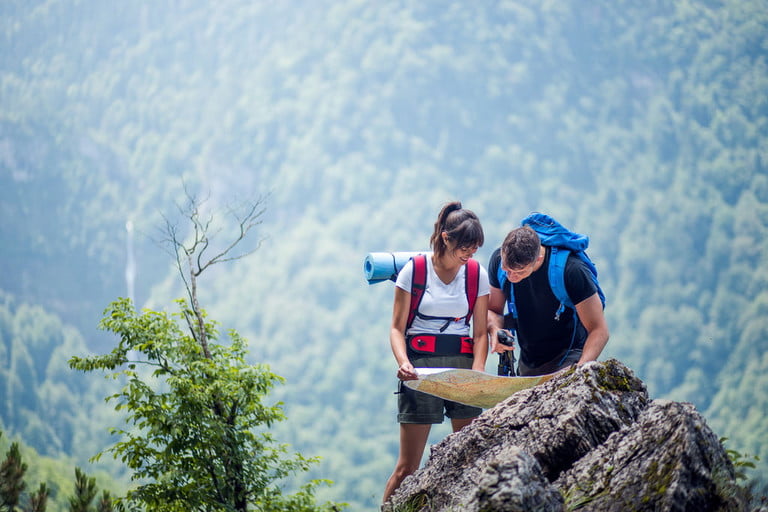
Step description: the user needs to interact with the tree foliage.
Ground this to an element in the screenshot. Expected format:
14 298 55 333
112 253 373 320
69 195 342 511
0 432 125 512
71 298 334 511
0 439 30 511
68 468 123 512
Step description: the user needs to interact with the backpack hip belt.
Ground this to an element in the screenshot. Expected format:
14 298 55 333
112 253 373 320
406 334 474 357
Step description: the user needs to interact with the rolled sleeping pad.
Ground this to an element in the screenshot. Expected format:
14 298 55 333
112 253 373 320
363 251 431 284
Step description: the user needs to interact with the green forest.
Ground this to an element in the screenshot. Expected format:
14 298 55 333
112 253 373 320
2 0 767 510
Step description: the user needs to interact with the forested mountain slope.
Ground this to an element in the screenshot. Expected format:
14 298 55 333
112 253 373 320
0 294 118 462
2 1 766 510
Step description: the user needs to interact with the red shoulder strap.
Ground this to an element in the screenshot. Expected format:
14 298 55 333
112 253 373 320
464 259 480 325
406 255 427 329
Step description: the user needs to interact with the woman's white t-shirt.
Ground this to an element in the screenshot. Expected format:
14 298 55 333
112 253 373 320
395 256 490 336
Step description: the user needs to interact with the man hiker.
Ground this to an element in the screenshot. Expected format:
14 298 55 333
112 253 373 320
487 217 609 376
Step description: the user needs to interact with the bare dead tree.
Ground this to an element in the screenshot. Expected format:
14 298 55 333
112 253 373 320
160 186 266 359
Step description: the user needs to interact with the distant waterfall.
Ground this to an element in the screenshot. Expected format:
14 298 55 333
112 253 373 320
126 219 136 302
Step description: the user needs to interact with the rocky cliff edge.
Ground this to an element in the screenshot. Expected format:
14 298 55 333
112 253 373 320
384 359 748 512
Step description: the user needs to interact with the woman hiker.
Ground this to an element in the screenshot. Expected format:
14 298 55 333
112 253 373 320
382 201 490 504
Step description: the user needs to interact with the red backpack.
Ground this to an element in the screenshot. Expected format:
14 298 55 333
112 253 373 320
405 254 480 330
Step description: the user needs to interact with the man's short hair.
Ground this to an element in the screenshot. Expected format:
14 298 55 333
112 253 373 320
501 226 541 269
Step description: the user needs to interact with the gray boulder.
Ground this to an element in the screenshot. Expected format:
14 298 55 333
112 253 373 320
556 399 744 511
384 359 747 512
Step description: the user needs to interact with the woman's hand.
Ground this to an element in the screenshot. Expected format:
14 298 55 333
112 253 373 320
397 361 418 381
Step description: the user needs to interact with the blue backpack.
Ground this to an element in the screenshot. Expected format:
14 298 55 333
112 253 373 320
497 213 606 322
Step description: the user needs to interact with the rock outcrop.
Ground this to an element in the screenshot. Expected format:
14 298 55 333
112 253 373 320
384 359 747 512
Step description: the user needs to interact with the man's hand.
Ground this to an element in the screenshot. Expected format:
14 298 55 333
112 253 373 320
490 328 516 354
